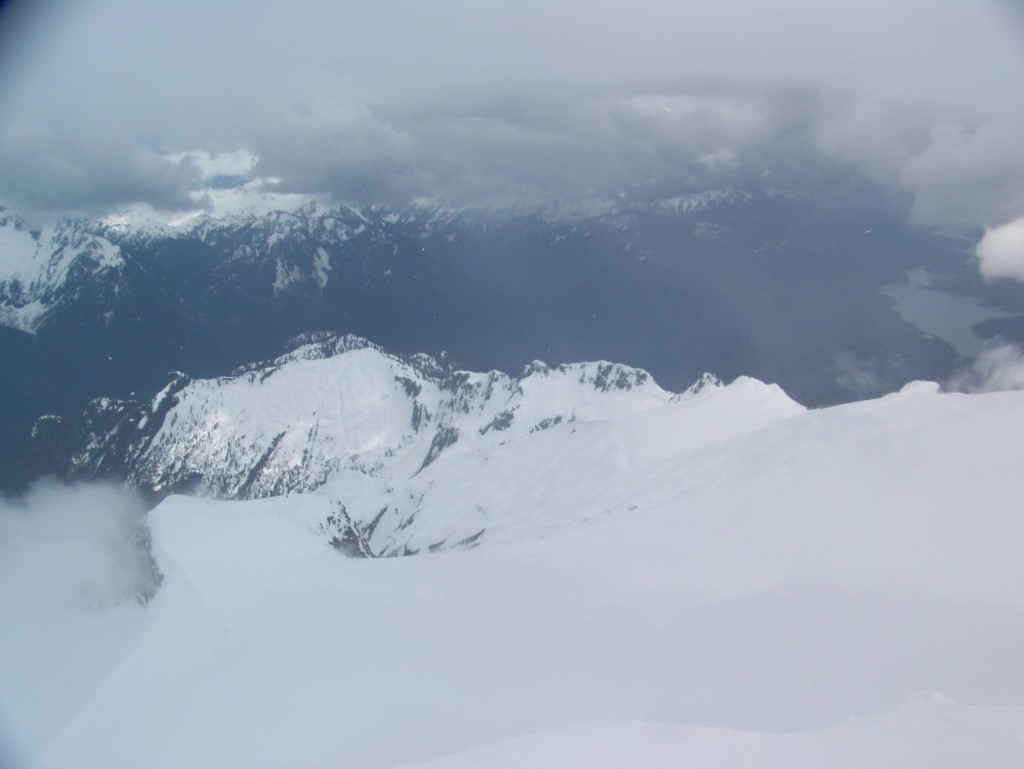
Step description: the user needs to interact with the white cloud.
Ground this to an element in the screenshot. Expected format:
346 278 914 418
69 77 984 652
946 343 1024 392
976 216 1024 282
166 149 258 180
697 148 741 174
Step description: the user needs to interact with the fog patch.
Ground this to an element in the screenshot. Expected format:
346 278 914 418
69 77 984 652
945 343 1024 393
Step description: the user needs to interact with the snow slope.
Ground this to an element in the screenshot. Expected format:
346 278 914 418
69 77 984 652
3 368 1024 768
395 698 1024 769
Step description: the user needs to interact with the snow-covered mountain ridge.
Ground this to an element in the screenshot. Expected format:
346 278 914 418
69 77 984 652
1 188 752 327
102 185 752 239
5 355 1023 768
47 332 1023 567
0 209 124 332
58 334 805 554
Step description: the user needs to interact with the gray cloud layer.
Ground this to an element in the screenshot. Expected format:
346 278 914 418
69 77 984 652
1 0 1023 226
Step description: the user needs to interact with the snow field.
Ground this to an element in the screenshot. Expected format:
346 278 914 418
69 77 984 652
2 378 1023 768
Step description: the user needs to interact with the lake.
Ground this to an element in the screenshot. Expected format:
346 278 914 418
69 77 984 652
881 268 1021 357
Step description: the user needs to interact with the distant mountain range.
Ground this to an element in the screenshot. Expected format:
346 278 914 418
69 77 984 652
0 184 993 487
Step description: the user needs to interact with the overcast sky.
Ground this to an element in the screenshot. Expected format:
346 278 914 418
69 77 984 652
1 0 1023 228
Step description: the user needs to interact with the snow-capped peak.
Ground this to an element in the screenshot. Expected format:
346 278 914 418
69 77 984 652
681 372 724 397
0 210 124 332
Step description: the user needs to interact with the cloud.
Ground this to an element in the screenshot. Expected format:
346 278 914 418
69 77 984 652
0 480 160 765
975 216 1024 282
0 0 1021 225
166 149 259 181
0 124 199 219
834 352 887 399
697 148 741 174
0 480 160 611
945 343 1024 393
901 124 1024 228
249 90 822 208
831 349 919 400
